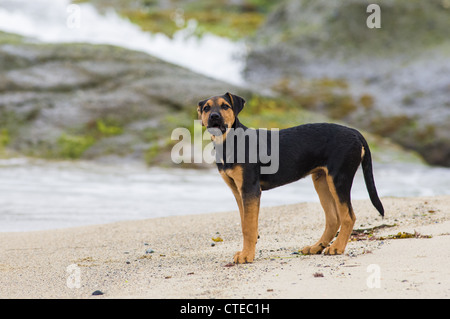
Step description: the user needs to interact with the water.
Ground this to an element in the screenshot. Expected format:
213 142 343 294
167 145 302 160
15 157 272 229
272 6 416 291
0 0 246 85
0 1 449 232
1 158 449 232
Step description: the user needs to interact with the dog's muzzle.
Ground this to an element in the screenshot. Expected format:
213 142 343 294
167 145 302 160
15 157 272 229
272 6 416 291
207 112 226 135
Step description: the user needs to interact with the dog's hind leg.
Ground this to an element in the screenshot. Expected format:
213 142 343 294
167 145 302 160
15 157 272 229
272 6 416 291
301 169 340 255
323 171 356 255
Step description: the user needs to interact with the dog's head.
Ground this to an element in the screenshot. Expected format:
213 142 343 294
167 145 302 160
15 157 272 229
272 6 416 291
197 92 245 136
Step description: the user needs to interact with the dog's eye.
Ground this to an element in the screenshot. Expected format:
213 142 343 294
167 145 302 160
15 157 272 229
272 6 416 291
203 105 210 112
221 104 230 109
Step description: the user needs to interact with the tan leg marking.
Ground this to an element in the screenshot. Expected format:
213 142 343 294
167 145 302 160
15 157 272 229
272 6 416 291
323 173 355 255
219 170 243 228
301 169 340 255
222 166 259 263
234 196 259 264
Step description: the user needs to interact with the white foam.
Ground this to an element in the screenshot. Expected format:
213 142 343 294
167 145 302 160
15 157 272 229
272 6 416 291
0 0 246 85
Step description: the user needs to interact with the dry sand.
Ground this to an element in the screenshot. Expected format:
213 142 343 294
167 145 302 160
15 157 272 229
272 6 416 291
0 196 449 299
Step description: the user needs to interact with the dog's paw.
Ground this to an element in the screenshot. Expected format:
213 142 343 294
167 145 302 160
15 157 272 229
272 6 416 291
301 243 326 255
323 244 345 255
233 250 254 264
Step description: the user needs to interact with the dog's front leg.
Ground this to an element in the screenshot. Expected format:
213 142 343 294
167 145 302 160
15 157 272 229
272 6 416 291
234 193 260 264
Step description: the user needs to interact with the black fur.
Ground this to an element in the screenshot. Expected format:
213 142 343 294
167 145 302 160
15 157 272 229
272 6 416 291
205 93 384 217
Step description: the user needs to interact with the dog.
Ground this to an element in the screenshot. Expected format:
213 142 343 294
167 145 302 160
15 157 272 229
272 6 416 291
197 92 384 264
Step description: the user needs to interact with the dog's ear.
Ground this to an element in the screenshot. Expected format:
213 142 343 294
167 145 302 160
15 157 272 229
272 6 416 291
197 99 208 125
225 92 245 116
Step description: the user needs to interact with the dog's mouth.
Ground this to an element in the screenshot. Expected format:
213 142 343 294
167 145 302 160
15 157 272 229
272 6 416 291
207 122 227 136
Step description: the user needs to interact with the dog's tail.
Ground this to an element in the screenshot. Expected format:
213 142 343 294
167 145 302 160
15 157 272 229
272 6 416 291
357 132 385 217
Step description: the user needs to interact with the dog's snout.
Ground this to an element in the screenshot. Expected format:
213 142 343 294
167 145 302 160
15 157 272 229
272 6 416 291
209 112 220 120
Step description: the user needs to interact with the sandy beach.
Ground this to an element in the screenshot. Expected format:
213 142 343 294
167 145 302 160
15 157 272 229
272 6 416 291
0 195 448 299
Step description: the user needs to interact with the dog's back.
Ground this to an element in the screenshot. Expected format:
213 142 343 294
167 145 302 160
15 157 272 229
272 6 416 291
260 123 363 188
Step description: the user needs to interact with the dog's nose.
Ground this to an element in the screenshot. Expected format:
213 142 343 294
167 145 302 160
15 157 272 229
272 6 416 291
209 112 220 120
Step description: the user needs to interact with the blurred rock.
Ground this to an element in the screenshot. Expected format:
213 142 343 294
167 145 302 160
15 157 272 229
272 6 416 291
245 0 450 166
0 31 245 164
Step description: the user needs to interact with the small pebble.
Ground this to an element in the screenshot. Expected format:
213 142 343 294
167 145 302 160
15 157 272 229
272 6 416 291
145 249 154 254
92 290 104 296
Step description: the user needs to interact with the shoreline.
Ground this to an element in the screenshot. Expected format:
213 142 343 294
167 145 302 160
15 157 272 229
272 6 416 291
0 195 449 298
2 160 450 233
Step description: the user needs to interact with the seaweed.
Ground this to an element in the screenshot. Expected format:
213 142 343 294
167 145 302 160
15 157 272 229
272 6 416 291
349 224 432 241
377 231 432 240
350 223 397 241
211 236 223 242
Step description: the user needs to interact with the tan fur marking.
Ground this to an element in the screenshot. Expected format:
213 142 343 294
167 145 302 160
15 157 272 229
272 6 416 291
197 105 202 121
324 171 355 255
215 97 229 106
221 165 245 230
222 165 259 264
301 168 340 255
308 166 327 177
259 180 269 189
301 166 356 255
361 146 365 159
223 165 244 191
234 196 259 264
220 170 244 228
221 108 235 128
200 108 210 127
216 98 235 132
226 92 234 106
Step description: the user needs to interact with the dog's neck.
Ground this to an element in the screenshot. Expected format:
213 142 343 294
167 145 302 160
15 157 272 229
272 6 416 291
212 117 249 167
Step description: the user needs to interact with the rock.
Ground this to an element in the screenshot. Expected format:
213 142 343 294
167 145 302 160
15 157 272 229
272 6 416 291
244 0 450 166
0 27 429 166
313 272 324 278
0 31 247 164
92 290 104 295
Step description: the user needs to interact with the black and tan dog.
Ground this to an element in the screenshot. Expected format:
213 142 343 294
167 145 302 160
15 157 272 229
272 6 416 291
197 93 384 264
